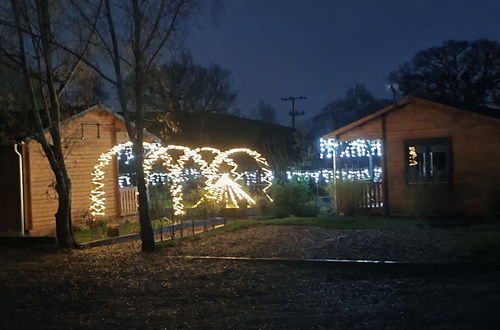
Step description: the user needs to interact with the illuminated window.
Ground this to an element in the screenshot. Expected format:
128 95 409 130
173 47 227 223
405 138 452 183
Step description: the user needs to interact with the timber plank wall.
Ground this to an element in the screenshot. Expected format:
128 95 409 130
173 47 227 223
336 100 500 217
26 109 129 236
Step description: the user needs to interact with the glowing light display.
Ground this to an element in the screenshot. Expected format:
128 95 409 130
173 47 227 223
90 143 272 217
209 173 256 208
286 167 382 183
319 138 382 159
408 146 418 166
90 141 154 216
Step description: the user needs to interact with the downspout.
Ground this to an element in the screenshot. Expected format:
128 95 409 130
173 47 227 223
14 143 25 236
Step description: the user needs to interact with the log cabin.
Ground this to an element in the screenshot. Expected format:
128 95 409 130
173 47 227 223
321 96 500 217
0 106 154 236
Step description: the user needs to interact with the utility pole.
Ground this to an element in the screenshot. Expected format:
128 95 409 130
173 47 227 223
281 96 306 129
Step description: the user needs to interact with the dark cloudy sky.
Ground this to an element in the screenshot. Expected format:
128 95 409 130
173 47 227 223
185 0 500 126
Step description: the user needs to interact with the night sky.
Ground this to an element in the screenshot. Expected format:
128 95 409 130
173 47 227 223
185 0 500 126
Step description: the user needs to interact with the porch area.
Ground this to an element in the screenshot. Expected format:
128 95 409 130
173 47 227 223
320 138 385 215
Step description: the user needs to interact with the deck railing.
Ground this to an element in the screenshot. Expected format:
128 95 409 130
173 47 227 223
359 182 383 208
119 186 138 216
337 181 384 214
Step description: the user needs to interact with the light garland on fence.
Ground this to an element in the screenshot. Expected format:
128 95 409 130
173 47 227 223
90 143 273 218
319 138 382 159
286 167 382 183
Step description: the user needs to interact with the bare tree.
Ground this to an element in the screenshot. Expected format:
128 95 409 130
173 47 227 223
61 63 107 114
255 100 278 124
143 53 237 114
0 0 98 248
71 0 195 251
389 39 500 111
313 84 389 135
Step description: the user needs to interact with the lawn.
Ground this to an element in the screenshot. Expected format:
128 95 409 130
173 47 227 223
453 223 500 262
74 221 140 243
205 215 428 237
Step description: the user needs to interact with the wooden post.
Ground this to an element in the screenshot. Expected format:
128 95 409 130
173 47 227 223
381 115 390 216
111 120 121 219
332 138 339 214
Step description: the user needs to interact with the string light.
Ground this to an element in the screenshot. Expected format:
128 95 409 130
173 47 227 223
90 143 273 218
285 167 382 183
408 146 418 166
90 141 156 216
319 138 382 159
209 173 256 208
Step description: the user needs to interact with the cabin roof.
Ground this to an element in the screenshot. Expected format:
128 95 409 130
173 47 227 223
322 96 500 139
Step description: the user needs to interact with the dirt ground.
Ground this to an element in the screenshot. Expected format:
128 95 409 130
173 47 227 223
1 226 499 329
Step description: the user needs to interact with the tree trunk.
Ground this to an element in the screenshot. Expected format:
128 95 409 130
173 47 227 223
133 141 155 251
54 176 75 248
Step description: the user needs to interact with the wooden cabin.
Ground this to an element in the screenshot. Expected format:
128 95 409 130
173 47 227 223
0 106 148 236
322 97 500 218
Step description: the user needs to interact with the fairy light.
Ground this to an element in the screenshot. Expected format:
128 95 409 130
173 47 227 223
210 173 256 208
319 138 382 159
408 146 418 166
92 144 274 217
203 148 274 203
90 141 156 216
285 168 382 183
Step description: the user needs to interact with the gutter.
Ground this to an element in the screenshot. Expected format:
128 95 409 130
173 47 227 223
13 143 25 236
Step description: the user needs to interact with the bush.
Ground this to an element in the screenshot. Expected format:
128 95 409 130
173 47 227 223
187 194 221 220
335 181 364 216
255 196 274 218
149 184 172 220
270 178 318 217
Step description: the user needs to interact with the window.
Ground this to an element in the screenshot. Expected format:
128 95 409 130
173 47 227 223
405 138 452 183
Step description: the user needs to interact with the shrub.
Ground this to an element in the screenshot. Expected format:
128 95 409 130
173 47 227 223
255 195 274 218
189 202 221 219
149 184 172 220
335 181 364 216
270 178 318 217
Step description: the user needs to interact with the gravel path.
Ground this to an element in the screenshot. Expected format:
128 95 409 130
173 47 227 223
0 225 498 329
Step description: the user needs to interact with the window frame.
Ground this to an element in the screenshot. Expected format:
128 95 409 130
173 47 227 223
404 137 453 184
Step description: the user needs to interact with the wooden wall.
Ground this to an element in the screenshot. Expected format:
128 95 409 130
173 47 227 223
385 102 500 217
334 100 500 217
26 109 130 236
337 118 382 141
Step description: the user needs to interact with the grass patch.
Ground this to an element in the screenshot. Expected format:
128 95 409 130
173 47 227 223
74 221 140 243
189 215 429 240
267 216 428 229
454 223 500 262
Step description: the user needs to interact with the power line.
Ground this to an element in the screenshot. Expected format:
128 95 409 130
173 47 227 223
281 96 306 129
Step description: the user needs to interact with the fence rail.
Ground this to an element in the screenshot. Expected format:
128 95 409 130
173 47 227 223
119 186 138 216
359 182 383 208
